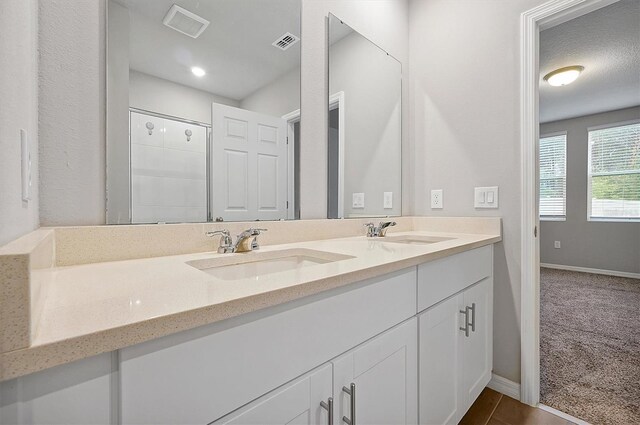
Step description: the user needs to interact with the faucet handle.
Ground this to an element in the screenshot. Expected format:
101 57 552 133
364 222 375 237
206 230 233 253
206 229 230 237
250 228 268 235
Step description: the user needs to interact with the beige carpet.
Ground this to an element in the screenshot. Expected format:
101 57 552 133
540 267 640 425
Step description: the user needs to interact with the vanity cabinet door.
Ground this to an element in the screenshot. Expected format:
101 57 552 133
212 364 332 425
332 319 418 425
418 294 465 425
461 277 493 407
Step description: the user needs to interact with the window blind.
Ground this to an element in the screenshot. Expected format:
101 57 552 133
539 134 567 217
588 122 640 220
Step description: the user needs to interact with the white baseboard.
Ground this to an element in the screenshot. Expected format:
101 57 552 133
539 404 592 425
540 263 640 279
487 373 520 400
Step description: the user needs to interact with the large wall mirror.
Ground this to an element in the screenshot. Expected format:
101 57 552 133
328 14 402 219
107 0 301 224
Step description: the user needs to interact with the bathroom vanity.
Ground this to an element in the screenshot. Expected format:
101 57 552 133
0 217 499 425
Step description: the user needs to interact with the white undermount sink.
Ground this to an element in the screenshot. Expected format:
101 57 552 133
186 249 354 280
382 235 454 245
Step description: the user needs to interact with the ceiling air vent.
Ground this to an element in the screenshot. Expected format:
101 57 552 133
272 32 300 51
163 4 210 39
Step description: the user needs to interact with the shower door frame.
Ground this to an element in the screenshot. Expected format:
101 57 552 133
128 107 212 224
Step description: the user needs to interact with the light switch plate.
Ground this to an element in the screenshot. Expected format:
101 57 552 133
474 186 498 209
383 192 393 209
554 241 561 249
352 192 365 209
431 189 443 209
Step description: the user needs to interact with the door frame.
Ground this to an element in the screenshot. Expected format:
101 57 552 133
519 0 621 406
329 91 345 218
282 109 301 220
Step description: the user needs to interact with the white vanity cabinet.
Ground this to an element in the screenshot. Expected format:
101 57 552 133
214 318 417 425
333 319 418 425
120 268 417 424
0 244 496 425
418 246 493 425
213 364 333 425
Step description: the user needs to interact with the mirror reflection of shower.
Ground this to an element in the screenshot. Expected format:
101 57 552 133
106 0 302 224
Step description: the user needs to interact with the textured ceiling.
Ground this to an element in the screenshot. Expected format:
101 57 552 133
539 0 640 123
117 0 301 101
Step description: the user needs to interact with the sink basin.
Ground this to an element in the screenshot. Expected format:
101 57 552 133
382 235 454 245
186 249 354 280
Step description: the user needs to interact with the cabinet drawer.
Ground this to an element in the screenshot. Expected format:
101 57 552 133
120 267 416 425
417 245 492 312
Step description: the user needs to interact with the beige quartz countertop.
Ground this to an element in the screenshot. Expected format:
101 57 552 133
1 230 500 381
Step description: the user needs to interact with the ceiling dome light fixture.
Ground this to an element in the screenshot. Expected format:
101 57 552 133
543 65 584 87
191 66 206 77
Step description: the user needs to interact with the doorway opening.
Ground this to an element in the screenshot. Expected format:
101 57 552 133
328 91 345 219
521 1 640 424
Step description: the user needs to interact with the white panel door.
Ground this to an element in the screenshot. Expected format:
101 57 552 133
418 294 465 425
212 103 288 221
212 364 332 425
333 319 418 425
461 277 493 407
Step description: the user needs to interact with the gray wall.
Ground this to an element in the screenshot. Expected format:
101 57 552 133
39 0 107 226
129 71 239 125
240 67 301 117
106 1 130 225
330 32 403 217
0 0 39 246
409 0 544 384
540 106 640 274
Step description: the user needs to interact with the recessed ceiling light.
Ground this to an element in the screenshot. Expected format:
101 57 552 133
191 67 206 77
543 65 584 87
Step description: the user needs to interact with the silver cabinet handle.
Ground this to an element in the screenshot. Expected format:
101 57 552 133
320 397 333 425
459 307 470 337
469 302 476 332
342 383 356 425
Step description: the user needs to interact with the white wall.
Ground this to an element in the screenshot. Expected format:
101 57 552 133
540 106 640 274
129 70 239 125
0 0 39 246
409 0 544 383
39 0 106 226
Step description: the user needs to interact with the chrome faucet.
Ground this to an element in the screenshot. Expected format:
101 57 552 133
233 228 267 253
206 228 267 253
364 221 397 237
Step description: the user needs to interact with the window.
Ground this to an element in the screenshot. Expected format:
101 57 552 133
588 122 640 221
539 133 567 218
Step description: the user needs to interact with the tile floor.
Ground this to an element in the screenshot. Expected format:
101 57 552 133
460 388 575 425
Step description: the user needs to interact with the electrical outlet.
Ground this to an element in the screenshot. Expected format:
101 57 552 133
554 241 561 249
431 189 443 209
383 192 393 209
352 192 365 209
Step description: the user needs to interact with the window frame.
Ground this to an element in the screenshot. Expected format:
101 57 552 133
539 131 568 221
587 119 640 223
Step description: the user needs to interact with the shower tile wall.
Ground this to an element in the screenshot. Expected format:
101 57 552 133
130 111 207 223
